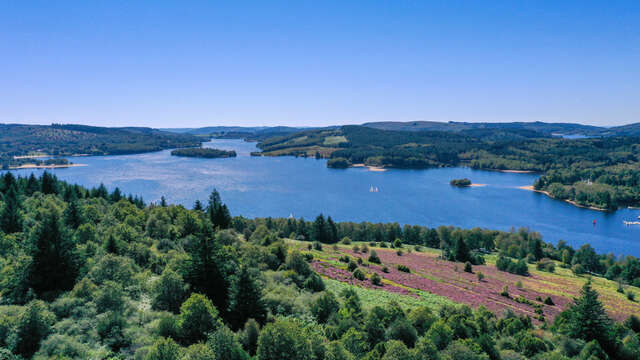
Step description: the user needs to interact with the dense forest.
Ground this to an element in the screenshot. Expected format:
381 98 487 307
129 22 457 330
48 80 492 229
0 173 639 359
256 125 640 210
0 124 200 169
170 148 237 159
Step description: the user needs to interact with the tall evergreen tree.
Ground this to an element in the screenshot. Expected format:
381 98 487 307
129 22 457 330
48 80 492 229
0 184 22 234
111 187 122 202
1 172 16 193
208 189 231 229
28 210 79 297
25 173 40 195
567 280 613 349
312 214 328 243
193 199 203 211
63 191 82 229
183 226 230 316
229 265 267 329
326 216 339 244
453 236 470 263
40 171 57 195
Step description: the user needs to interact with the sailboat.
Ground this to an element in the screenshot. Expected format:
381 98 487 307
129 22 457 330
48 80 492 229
369 186 374 192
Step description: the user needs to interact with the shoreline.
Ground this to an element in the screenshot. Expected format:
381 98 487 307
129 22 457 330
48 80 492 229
351 163 387 172
9 163 88 170
518 185 608 212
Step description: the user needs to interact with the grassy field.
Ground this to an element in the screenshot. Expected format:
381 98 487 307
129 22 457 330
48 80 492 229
290 240 640 322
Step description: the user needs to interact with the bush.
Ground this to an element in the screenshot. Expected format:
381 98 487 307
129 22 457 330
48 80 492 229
500 286 510 298
544 296 555 306
353 268 366 281
386 319 418 348
341 237 351 245
571 263 585 275
627 291 636 302
371 273 382 286
464 262 473 273
382 266 389 273
368 251 381 264
477 272 484 281
347 261 358 272
397 264 410 273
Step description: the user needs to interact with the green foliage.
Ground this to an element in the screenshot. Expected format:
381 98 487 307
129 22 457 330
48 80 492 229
171 147 237 158
27 209 79 298
256 319 313 360
0 185 22 234
145 337 182 360
179 293 222 344
382 340 414 360
228 265 267 329
311 291 340 324
208 326 249 360
563 280 613 350
13 300 54 358
152 269 187 314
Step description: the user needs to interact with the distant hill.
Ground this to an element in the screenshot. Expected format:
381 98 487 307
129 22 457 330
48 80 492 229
0 123 200 158
362 121 607 136
160 126 322 136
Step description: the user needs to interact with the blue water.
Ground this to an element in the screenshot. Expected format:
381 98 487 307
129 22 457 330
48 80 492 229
5 139 640 257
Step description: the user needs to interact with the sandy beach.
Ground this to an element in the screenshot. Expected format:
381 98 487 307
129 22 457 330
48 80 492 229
469 183 487 187
350 163 387 172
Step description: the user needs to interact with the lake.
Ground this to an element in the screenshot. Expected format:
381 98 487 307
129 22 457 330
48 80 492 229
5 139 640 257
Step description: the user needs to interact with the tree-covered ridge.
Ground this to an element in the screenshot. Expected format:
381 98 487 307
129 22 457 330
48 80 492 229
0 124 201 169
0 173 639 359
170 148 237 158
255 125 640 209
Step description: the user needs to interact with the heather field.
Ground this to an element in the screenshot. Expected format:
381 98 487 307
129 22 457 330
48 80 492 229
291 241 640 322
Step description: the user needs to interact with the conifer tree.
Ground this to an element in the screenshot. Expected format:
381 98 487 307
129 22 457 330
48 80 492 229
0 184 22 234
25 173 40 195
63 191 82 229
28 210 79 297
567 280 613 349
229 265 267 329
183 226 229 315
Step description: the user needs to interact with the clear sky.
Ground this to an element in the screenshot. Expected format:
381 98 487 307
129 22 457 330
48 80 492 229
1 1 639 128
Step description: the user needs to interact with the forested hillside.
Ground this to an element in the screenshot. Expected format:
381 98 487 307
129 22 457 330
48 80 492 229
0 124 200 169
255 126 640 210
0 172 639 359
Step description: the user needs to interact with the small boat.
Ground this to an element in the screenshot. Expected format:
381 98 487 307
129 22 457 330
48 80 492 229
624 221 640 226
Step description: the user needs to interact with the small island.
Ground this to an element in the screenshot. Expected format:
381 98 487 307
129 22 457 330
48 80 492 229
170 147 237 158
450 178 472 187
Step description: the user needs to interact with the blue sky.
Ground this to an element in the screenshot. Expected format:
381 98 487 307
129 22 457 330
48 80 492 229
1 1 638 128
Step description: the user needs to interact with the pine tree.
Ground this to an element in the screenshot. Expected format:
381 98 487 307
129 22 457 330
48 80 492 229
194 199 203 211
312 214 327 243
40 171 57 194
0 184 22 234
105 234 119 254
454 236 470 263
25 173 40 195
183 226 230 316
111 187 122 202
1 172 16 193
326 216 338 244
208 189 231 229
568 280 612 348
63 192 82 229
229 265 267 329
28 210 79 297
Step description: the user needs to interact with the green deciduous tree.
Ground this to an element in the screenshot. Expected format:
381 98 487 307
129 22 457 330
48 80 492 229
257 319 313 360
152 269 187 314
179 293 222 344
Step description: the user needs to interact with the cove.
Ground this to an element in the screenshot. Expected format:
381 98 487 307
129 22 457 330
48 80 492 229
4 139 640 257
